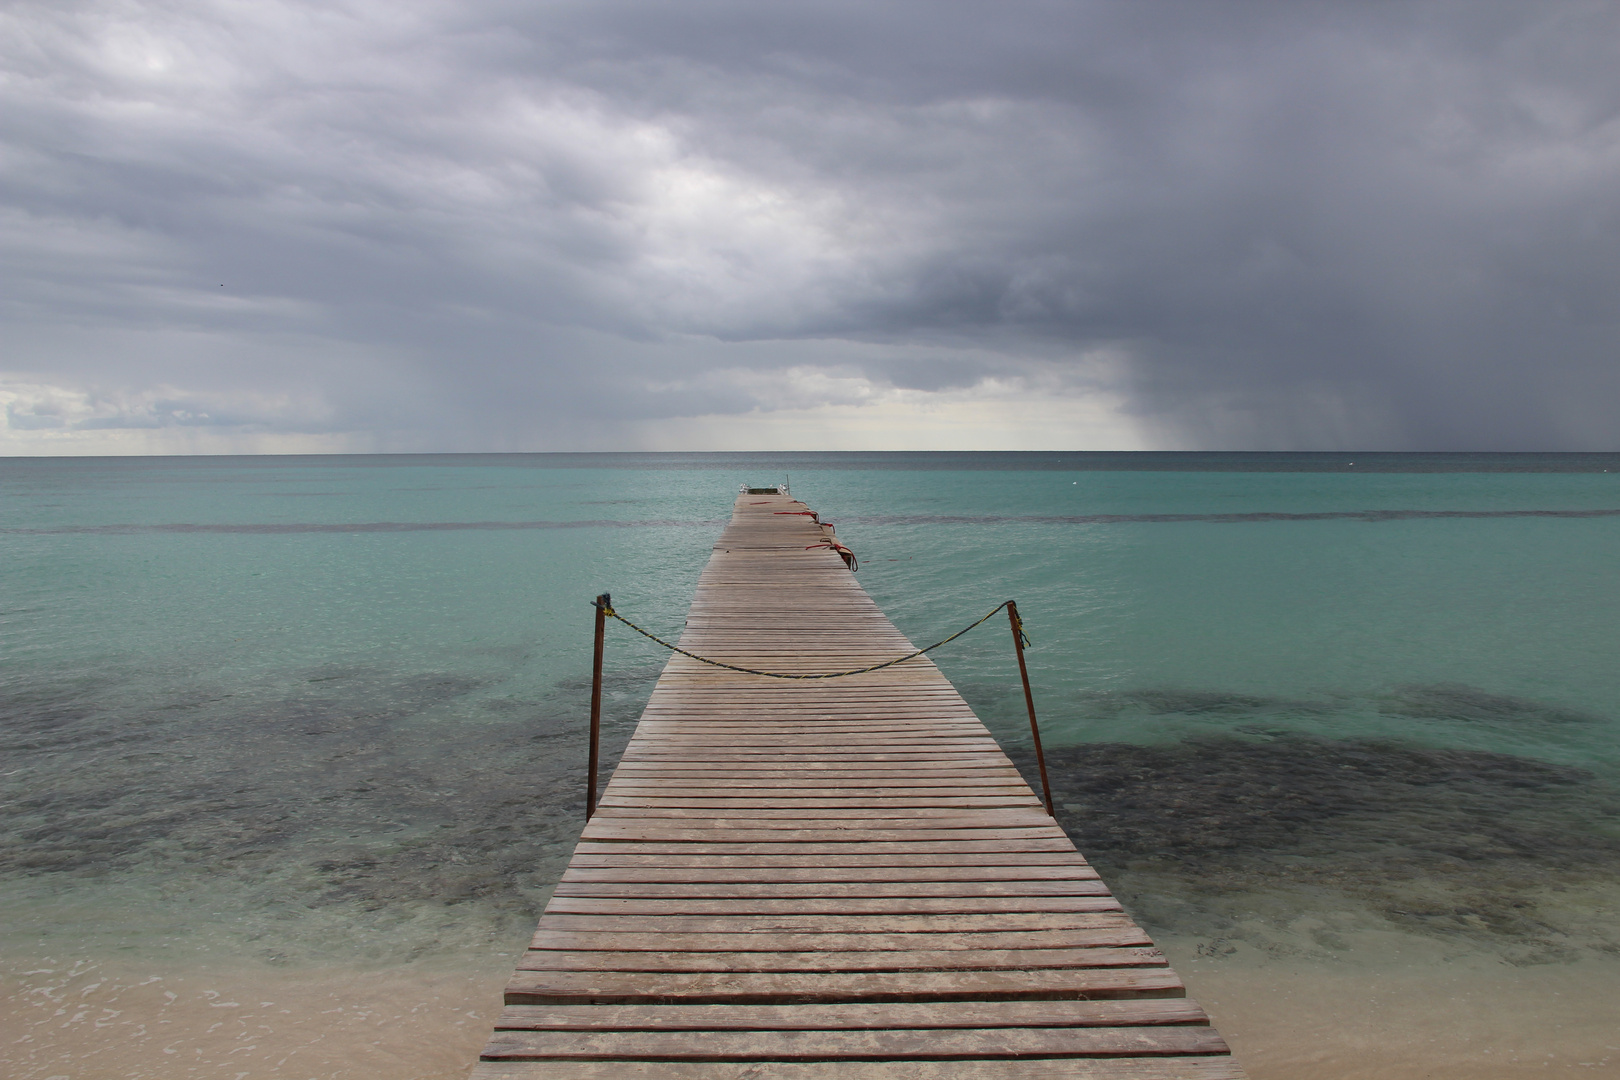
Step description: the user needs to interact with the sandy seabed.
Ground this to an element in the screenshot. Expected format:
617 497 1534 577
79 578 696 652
4 937 1618 1080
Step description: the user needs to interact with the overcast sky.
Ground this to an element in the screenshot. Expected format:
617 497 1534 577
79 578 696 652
4 0 1618 453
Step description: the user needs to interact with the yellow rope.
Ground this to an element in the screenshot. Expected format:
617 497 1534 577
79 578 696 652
597 599 1027 680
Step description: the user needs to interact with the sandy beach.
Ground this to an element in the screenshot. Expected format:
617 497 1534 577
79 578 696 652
6 933 1617 1079
0 955 502 1080
1169 933 1620 1079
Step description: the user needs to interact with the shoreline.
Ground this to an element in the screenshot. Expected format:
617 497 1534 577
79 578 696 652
5 935 1617 1079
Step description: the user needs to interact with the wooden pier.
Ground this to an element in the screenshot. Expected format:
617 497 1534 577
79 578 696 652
473 492 1244 1079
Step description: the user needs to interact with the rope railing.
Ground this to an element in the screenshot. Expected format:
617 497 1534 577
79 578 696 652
584 594 1056 818
597 597 1019 680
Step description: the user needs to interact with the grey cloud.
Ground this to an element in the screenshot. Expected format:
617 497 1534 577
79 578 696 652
3 0 1618 449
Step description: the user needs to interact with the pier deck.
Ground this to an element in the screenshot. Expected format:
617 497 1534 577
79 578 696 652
473 492 1243 1079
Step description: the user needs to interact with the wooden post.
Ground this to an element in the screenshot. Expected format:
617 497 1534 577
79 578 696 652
1007 600 1055 817
587 593 609 820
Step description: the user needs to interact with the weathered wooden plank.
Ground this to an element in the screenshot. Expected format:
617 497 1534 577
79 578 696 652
601 781 1031 793
609 765 1018 775
594 794 1035 806
610 765 1023 775
610 770 1019 780
564 852 1091 868
557 866 1101 883
514 946 1165 973
526 929 1153 953
627 726 994 734
569 839 1084 856
482 1026 1228 1060
549 881 1113 899
608 769 1023 779
587 813 1051 828
615 740 1006 751
619 748 1009 758
492 998 1209 1031
615 756 1015 765
539 897 1126 916
530 913 1135 935
589 806 1043 822
504 967 1189 1005
597 797 1043 810
578 827 1071 843
472 1060 1247 1080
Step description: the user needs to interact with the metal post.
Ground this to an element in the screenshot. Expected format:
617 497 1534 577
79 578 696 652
1007 600 1054 817
587 593 609 820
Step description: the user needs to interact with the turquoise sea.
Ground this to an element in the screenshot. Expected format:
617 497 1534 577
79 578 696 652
4 451 1620 1076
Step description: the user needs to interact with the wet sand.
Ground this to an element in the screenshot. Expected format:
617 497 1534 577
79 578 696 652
0 956 503 1080
1177 941 1620 1078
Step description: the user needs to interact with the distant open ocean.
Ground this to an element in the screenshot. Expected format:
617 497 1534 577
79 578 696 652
4 451 1619 1078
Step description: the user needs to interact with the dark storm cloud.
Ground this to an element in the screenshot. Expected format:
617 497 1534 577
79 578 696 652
2 0 1617 449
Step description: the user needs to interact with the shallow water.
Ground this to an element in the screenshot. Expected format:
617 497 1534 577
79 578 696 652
1016 736 1620 965
4 452 1619 1076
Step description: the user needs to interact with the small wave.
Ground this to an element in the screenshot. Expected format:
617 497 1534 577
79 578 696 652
843 508 1620 525
2 518 724 535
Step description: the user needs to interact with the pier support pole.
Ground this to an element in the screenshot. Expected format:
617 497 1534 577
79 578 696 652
587 593 609 820
1007 600 1055 817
